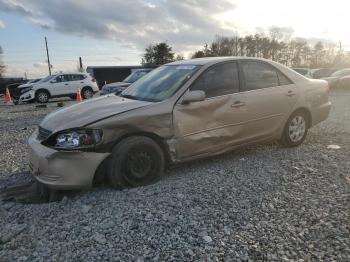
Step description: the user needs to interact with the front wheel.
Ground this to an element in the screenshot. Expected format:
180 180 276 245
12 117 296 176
81 87 93 99
280 111 309 147
107 136 165 189
36 90 49 103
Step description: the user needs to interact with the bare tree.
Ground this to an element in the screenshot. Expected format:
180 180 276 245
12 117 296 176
191 33 350 69
175 54 185 61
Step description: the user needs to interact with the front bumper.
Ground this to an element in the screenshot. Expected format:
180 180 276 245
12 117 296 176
18 90 35 103
28 130 110 190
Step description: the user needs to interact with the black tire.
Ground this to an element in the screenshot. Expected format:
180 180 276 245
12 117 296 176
280 110 309 147
36 90 49 103
81 87 93 99
107 136 165 189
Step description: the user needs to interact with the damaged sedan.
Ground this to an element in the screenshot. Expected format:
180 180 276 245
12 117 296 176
29 57 331 190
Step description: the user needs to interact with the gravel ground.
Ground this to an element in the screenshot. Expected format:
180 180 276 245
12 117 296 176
0 92 349 261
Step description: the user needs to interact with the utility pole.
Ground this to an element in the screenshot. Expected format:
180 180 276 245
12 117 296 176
79 57 83 72
45 36 51 75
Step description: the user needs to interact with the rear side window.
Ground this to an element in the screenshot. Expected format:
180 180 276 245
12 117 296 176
277 71 292 86
191 62 239 98
241 61 293 90
241 61 279 91
70 74 86 81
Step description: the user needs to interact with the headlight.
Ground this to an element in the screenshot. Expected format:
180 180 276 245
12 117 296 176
47 129 103 150
21 86 33 94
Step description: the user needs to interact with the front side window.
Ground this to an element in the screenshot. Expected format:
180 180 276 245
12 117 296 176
241 61 279 91
39 75 56 83
121 65 200 102
191 62 239 98
55 75 70 82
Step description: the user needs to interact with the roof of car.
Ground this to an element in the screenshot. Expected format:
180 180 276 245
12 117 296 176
167 56 270 66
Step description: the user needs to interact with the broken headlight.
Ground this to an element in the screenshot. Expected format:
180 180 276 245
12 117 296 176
21 86 33 94
48 129 103 150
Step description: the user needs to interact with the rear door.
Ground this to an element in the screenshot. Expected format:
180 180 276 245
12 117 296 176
237 60 299 141
48 74 71 96
69 74 86 93
173 62 247 159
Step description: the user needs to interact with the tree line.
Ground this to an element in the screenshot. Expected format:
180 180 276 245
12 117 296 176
143 35 350 69
191 35 350 69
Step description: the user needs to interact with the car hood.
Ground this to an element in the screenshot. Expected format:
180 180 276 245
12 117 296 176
18 83 35 88
40 95 152 133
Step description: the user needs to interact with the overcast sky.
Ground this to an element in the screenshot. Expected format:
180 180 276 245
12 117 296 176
0 0 349 78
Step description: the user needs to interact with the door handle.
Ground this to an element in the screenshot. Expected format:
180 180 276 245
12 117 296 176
231 101 245 108
286 90 296 97
64 83 69 85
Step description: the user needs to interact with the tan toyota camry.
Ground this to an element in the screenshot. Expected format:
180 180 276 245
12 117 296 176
29 57 331 190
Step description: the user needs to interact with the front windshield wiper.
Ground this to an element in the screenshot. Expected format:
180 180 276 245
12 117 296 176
120 94 140 100
120 94 159 103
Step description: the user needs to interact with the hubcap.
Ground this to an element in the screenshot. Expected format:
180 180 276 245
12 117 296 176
38 93 47 102
83 89 93 99
289 115 306 142
126 151 153 179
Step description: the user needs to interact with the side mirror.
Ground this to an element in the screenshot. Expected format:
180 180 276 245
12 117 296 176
50 80 57 83
182 90 205 104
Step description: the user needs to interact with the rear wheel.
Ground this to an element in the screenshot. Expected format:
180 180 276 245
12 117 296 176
36 90 49 103
280 111 309 147
107 136 164 189
81 87 93 99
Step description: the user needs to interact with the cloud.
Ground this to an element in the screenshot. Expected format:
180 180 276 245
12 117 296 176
0 19 5 29
33 62 47 68
0 0 32 16
0 0 238 52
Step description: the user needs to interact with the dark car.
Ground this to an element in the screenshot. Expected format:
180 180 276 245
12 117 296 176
100 69 152 95
292 68 313 78
311 68 337 79
322 68 350 88
0 78 26 95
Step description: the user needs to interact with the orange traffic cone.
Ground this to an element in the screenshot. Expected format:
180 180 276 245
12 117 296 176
4 88 14 106
76 87 82 102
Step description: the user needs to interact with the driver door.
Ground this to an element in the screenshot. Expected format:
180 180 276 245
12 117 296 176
173 62 247 159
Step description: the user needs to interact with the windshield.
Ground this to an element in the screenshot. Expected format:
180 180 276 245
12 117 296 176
27 78 41 84
38 75 56 83
121 65 200 102
331 69 350 77
124 71 149 83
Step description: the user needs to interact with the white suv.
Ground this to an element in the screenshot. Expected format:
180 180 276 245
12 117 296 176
16 73 99 103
